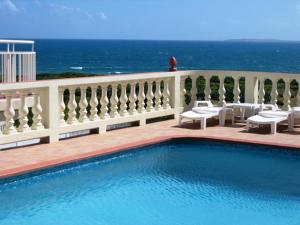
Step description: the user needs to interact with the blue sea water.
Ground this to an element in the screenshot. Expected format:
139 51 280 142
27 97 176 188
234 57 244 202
24 39 300 75
1 139 300 225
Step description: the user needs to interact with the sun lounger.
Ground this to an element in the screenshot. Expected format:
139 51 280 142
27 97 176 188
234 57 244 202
179 111 220 129
246 114 289 134
179 100 226 129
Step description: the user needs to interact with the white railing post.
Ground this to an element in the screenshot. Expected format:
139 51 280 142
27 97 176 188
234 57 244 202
79 86 89 122
162 78 171 109
31 90 45 130
17 91 30 132
120 83 129 116
100 85 109 119
129 81 138 115
180 77 187 108
245 76 259 103
283 78 291 111
89 86 99 121
3 92 17 135
110 84 119 118
146 80 155 112
67 87 78 125
204 75 211 101
233 77 241 103
138 80 146 113
258 77 265 104
219 76 226 106
154 80 162 111
271 78 278 107
59 88 66 126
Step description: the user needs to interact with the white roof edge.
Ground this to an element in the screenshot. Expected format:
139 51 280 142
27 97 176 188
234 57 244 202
0 40 34 44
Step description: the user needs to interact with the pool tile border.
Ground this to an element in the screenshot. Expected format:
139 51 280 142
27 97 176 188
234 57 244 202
0 135 299 179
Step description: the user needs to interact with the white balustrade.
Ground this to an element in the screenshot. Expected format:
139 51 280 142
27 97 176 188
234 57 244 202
59 88 66 125
180 77 187 108
110 84 119 118
79 87 89 122
138 80 146 113
17 91 30 132
258 77 265 104
100 85 109 119
129 82 138 115
233 77 241 103
218 76 226 106
146 80 155 112
89 86 99 121
283 78 291 111
67 88 78 125
190 76 197 104
204 76 211 101
3 93 17 134
271 78 278 106
162 79 171 109
31 91 44 130
154 80 162 111
119 83 129 116
1 70 300 146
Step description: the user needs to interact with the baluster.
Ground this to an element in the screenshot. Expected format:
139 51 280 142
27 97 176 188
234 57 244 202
110 84 119 118
154 80 162 111
18 91 30 132
89 86 99 121
204 76 211 101
190 76 197 104
218 76 226 106
79 86 88 122
129 82 138 115
59 88 66 125
3 93 17 134
233 77 241 103
146 80 155 112
163 78 171 109
119 83 129 116
258 77 265 104
180 77 187 108
100 85 109 119
67 88 78 124
31 91 44 130
138 80 146 113
271 78 278 106
283 78 291 111
297 79 300 106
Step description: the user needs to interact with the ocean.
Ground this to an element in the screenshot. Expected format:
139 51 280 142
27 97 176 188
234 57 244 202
17 39 300 75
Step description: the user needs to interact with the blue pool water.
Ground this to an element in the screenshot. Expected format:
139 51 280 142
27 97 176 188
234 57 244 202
1 139 300 225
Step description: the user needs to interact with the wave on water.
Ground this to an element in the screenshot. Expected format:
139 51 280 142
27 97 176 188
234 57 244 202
70 67 83 70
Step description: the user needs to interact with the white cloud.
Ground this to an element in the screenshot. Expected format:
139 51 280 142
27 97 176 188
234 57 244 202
0 0 19 12
50 3 107 21
98 12 108 20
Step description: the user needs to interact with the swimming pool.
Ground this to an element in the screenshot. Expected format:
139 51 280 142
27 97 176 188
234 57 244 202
1 139 300 225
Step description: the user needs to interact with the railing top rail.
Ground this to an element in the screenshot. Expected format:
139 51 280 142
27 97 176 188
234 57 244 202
1 69 300 92
0 40 34 44
0 51 36 54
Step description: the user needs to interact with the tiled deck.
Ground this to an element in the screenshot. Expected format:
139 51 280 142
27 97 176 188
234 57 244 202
1 119 300 179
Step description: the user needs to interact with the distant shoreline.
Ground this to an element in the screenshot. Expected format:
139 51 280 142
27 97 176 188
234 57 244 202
4 38 300 43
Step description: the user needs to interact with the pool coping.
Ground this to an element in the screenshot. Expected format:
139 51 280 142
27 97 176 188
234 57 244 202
1 135 300 180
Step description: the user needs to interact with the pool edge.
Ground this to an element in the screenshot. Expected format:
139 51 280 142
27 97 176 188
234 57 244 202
1 135 299 179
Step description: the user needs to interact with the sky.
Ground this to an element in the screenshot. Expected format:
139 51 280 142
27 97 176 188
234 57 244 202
0 0 300 41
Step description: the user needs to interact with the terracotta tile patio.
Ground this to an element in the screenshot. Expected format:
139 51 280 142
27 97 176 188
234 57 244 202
1 119 300 179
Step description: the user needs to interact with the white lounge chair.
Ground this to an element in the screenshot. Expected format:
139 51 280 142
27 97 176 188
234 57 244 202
288 107 300 131
246 105 291 134
179 101 226 129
